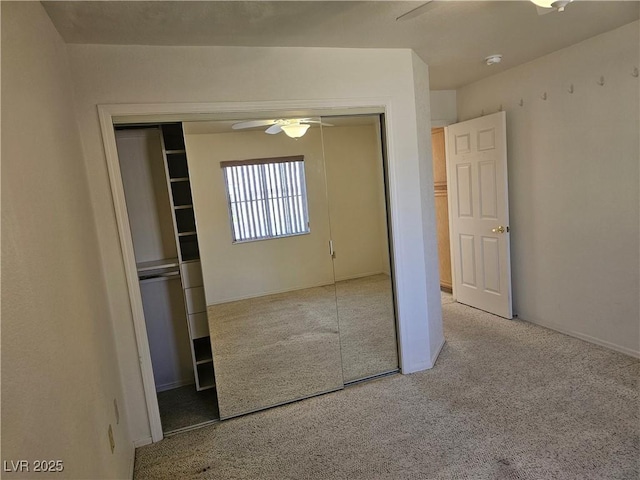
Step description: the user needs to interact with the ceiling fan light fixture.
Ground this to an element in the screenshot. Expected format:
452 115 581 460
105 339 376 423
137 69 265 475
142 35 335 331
485 54 503 66
530 0 573 11
281 123 310 139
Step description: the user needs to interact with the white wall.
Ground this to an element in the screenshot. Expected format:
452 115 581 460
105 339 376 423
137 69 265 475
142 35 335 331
140 278 194 391
324 123 390 281
185 127 335 303
430 90 457 126
67 44 443 443
185 123 389 304
116 129 177 264
457 21 640 356
413 53 445 364
1 2 133 478
116 129 193 391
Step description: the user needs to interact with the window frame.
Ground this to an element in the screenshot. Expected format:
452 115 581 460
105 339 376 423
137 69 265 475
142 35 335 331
221 155 311 244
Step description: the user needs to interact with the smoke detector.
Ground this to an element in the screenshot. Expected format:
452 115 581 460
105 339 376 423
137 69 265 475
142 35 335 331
485 54 503 66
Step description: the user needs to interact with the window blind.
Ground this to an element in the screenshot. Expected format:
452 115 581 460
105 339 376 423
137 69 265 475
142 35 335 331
222 156 310 242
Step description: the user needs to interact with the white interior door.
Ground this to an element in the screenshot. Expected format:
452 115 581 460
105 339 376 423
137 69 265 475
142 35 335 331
446 111 512 319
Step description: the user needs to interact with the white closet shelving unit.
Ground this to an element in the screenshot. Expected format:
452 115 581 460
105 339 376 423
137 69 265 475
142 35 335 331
159 124 215 391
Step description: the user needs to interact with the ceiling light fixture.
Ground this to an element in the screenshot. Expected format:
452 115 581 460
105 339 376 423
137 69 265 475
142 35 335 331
530 0 573 12
485 54 503 66
280 122 310 139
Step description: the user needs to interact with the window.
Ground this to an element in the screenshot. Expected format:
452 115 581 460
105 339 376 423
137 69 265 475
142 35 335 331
221 155 310 242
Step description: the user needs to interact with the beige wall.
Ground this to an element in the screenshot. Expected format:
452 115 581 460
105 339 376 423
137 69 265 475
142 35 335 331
1 2 132 478
184 123 390 304
185 126 335 303
429 90 457 126
413 53 444 362
324 123 390 282
457 21 640 356
116 129 177 265
67 43 442 443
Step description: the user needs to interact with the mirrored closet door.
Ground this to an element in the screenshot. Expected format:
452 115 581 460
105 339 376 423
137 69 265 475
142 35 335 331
322 115 399 383
183 114 399 420
184 118 344 419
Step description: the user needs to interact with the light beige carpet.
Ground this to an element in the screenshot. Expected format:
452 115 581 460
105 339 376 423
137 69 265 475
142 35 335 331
135 300 639 479
208 284 344 419
207 275 399 418
335 274 398 382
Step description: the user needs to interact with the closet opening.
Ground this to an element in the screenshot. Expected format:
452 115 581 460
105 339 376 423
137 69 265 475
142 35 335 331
431 126 453 299
115 123 220 435
110 109 402 438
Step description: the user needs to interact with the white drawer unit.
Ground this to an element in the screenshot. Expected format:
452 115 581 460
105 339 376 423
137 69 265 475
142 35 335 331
189 312 209 339
180 261 203 289
185 286 206 315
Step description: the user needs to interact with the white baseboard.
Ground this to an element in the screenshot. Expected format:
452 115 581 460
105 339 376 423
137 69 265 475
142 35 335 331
525 318 640 359
212 280 335 304
212 272 390 305
133 436 153 448
334 271 388 282
401 359 433 374
156 380 194 393
401 335 446 374
430 337 446 367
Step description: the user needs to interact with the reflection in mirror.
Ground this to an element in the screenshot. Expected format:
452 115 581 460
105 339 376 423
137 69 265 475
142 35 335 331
208 284 342 417
323 115 399 383
184 117 344 419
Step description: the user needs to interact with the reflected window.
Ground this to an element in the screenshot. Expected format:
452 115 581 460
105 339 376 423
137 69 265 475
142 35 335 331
221 155 310 243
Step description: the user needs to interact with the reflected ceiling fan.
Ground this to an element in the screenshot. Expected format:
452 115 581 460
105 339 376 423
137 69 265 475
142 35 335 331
232 118 333 138
395 0 574 21
531 0 574 15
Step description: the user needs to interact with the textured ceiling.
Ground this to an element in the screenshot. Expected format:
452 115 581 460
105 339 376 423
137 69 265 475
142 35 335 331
42 1 639 89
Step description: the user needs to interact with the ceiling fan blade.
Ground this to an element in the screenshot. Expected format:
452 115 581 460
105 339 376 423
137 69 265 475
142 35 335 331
265 124 282 135
232 119 276 130
303 120 334 127
396 1 438 21
535 5 554 15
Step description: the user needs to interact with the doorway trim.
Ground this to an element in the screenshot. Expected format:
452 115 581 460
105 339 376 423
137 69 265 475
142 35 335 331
99 97 436 443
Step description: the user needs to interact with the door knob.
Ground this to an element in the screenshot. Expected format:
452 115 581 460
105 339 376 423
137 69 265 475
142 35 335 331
491 226 508 234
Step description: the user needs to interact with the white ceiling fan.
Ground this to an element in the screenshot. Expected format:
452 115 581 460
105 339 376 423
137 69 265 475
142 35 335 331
531 0 574 15
231 118 333 138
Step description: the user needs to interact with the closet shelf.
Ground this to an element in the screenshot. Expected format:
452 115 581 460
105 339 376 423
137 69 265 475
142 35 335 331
174 204 193 210
197 363 216 390
196 357 213 366
138 270 180 282
178 231 198 237
137 258 180 272
170 177 190 183
165 149 186 154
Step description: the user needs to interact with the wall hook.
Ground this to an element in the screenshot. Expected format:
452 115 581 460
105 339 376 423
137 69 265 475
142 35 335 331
567 84 574 94
597 76 605 86
519 98 524 107
632 67 639 78
498 104 503 111
541 92 547 101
